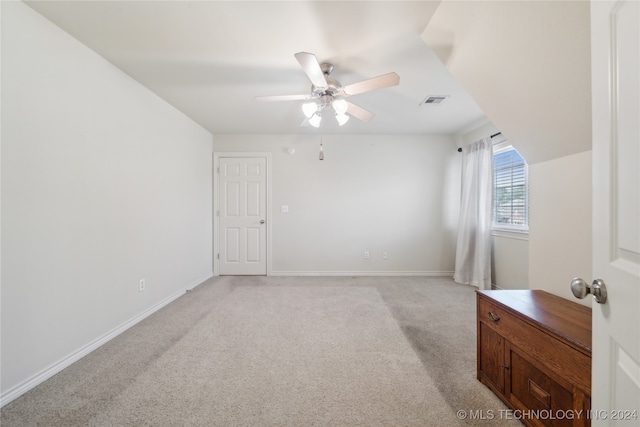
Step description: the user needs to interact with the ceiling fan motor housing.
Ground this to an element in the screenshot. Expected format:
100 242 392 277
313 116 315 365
307 62 341 98
311 79 343 100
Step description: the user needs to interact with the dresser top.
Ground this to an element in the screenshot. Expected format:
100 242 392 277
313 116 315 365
477 289 592 354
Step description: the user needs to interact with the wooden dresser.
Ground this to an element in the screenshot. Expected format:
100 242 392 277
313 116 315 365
476 290 592 427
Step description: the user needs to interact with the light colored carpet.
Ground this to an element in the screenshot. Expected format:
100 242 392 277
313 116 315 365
91 286 459 426
1 276 521 426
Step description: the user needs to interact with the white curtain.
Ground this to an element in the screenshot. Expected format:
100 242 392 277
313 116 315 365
453 137 493 289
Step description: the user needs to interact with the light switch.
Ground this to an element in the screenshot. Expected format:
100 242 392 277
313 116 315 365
281 205 289 213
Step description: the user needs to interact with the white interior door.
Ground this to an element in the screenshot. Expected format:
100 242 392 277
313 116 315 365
591 1 640 424
218 156 267 275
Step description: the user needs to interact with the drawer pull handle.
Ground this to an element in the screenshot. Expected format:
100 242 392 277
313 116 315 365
488 311 500 322
528 379 551 407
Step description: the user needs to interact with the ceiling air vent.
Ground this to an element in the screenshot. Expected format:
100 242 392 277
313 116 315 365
420 95 450 106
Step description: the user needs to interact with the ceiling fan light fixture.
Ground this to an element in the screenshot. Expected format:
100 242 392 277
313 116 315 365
335 113 349 126
302 102 318 118
332 99 348 115
309 113 322 128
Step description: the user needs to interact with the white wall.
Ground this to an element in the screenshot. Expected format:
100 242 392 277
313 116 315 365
491 231 529 290
529 151 592 306
460 121 529 290
213 134 460 275
1 1 213 402
459 120 499 147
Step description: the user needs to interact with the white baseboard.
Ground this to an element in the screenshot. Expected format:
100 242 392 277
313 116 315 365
270 271 454 277
0 272 213 408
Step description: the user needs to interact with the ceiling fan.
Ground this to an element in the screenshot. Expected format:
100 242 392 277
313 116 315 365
255 52 400 128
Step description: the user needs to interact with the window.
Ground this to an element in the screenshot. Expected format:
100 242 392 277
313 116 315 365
492 140 528 230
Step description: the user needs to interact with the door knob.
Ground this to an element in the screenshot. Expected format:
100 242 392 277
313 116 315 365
260 220 265 224
570 277 608 304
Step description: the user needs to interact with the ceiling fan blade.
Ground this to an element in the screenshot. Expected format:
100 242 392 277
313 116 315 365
294 52 328 89
255 94 311 102
343 72 400 96
346 102 375 122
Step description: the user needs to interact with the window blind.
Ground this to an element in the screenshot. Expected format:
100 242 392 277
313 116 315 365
493 148 528 227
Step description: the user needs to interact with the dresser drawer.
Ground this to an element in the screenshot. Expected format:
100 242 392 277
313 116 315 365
478 296 514 332
509 348 574 427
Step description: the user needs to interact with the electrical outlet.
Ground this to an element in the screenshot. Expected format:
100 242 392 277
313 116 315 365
139 279 146 292
364 251 370 259
383 252 388 260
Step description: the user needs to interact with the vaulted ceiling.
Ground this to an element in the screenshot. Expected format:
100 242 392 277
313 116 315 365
24 1 487 135
23 1 593 164
422 0 592 164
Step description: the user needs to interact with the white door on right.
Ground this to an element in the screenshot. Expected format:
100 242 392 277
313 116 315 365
591 1 640 425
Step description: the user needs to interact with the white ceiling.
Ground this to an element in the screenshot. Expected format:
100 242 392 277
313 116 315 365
24 0 487 136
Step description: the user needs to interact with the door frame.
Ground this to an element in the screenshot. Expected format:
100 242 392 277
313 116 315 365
213 152 272 276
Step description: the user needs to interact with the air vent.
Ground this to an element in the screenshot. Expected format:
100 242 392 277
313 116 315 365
420 95 450 106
